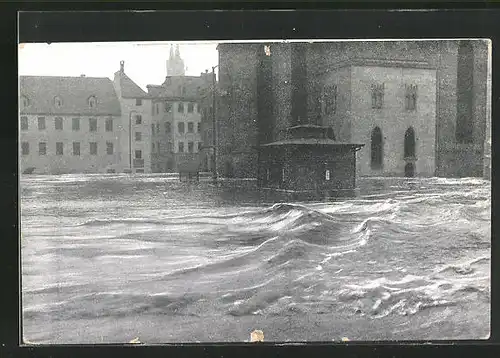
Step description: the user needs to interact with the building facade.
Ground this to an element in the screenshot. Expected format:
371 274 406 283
216 40 490 178
20 75 124 174
147 76 208 173
112 61 153 173
147 48 213 173
20 61 152 174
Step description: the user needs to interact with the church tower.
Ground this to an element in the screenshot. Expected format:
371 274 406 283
166 44 186 76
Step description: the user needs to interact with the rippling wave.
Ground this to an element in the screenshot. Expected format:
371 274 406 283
21 175 491 342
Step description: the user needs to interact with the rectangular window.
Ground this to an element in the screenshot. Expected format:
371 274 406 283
371 84 384 109
188 141 194 153
21 116 28 130
405 84 418 111
188 122 194 133
156 103 160 115
21 142 29 155
152 123 155 135
152 143 155 152
198 142 202 151
38 142 46 155
178 102 184 113
178 142 184 153
197 122 201 133
165 122 171 133
73 142 80 156
106 142 113 155
135 150 142 159
167 142 173 152
90 142 97 155
38 117 45 130
105 118 113 132
157 142 161 153
164 102 172 112
135 115 142 125
136 98 142 106
89 118 97 132
55 117 63 130
188 103 194 113
178 122 185 134
135 132 142 141
323 85 338 115
72 118 80 131
56 142 63 155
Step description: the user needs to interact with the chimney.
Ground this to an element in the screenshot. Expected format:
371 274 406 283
120 60 125 73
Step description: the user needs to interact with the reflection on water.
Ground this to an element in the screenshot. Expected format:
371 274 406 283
21 175 491 343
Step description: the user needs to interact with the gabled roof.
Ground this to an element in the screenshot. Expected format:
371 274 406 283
115 71 148 98
20 76 121 116
146 75 209 100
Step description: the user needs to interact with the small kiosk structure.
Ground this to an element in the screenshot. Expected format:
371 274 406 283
257 125 364 196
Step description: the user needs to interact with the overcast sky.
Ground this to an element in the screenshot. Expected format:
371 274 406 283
18 42 219 91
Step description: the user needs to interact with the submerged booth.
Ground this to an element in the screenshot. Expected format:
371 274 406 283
257 125 364 197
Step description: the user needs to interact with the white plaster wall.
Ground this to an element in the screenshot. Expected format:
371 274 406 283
19 114 122 174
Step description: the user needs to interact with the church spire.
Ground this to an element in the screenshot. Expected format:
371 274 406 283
166 43 186 76
169 45 175 60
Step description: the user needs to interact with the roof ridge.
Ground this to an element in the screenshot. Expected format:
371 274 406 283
20 75 112 80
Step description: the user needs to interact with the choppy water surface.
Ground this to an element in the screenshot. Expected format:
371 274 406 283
21 175 491 343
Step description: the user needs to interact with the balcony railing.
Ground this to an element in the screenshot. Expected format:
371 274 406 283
133 159 144 168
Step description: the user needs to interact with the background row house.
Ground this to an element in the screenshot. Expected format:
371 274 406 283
19 46 216 175
19 62 152 175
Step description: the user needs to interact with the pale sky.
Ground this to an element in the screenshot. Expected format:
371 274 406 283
18 41 219 91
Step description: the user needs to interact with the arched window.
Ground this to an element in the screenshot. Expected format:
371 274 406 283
88 96 97 108
54 96 63 108
404 127 416 159
371 126 383 170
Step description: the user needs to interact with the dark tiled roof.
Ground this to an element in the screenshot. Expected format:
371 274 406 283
146 76 209 100
20 76 121 116
115 71 148 98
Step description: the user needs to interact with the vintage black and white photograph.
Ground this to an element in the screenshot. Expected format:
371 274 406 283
19 39 491 344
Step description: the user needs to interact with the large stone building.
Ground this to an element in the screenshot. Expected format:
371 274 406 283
19 61 152 174
216 40 490 178
147 47 213 173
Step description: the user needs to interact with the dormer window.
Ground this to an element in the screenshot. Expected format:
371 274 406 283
88 96 97 108
20 95 29 109
54 96 63 108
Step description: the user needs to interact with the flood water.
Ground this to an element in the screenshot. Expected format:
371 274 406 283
20 174 491 343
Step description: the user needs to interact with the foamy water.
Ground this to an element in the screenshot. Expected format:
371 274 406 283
20 175 491 343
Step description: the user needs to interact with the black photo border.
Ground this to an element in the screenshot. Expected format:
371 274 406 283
2 2 500 358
